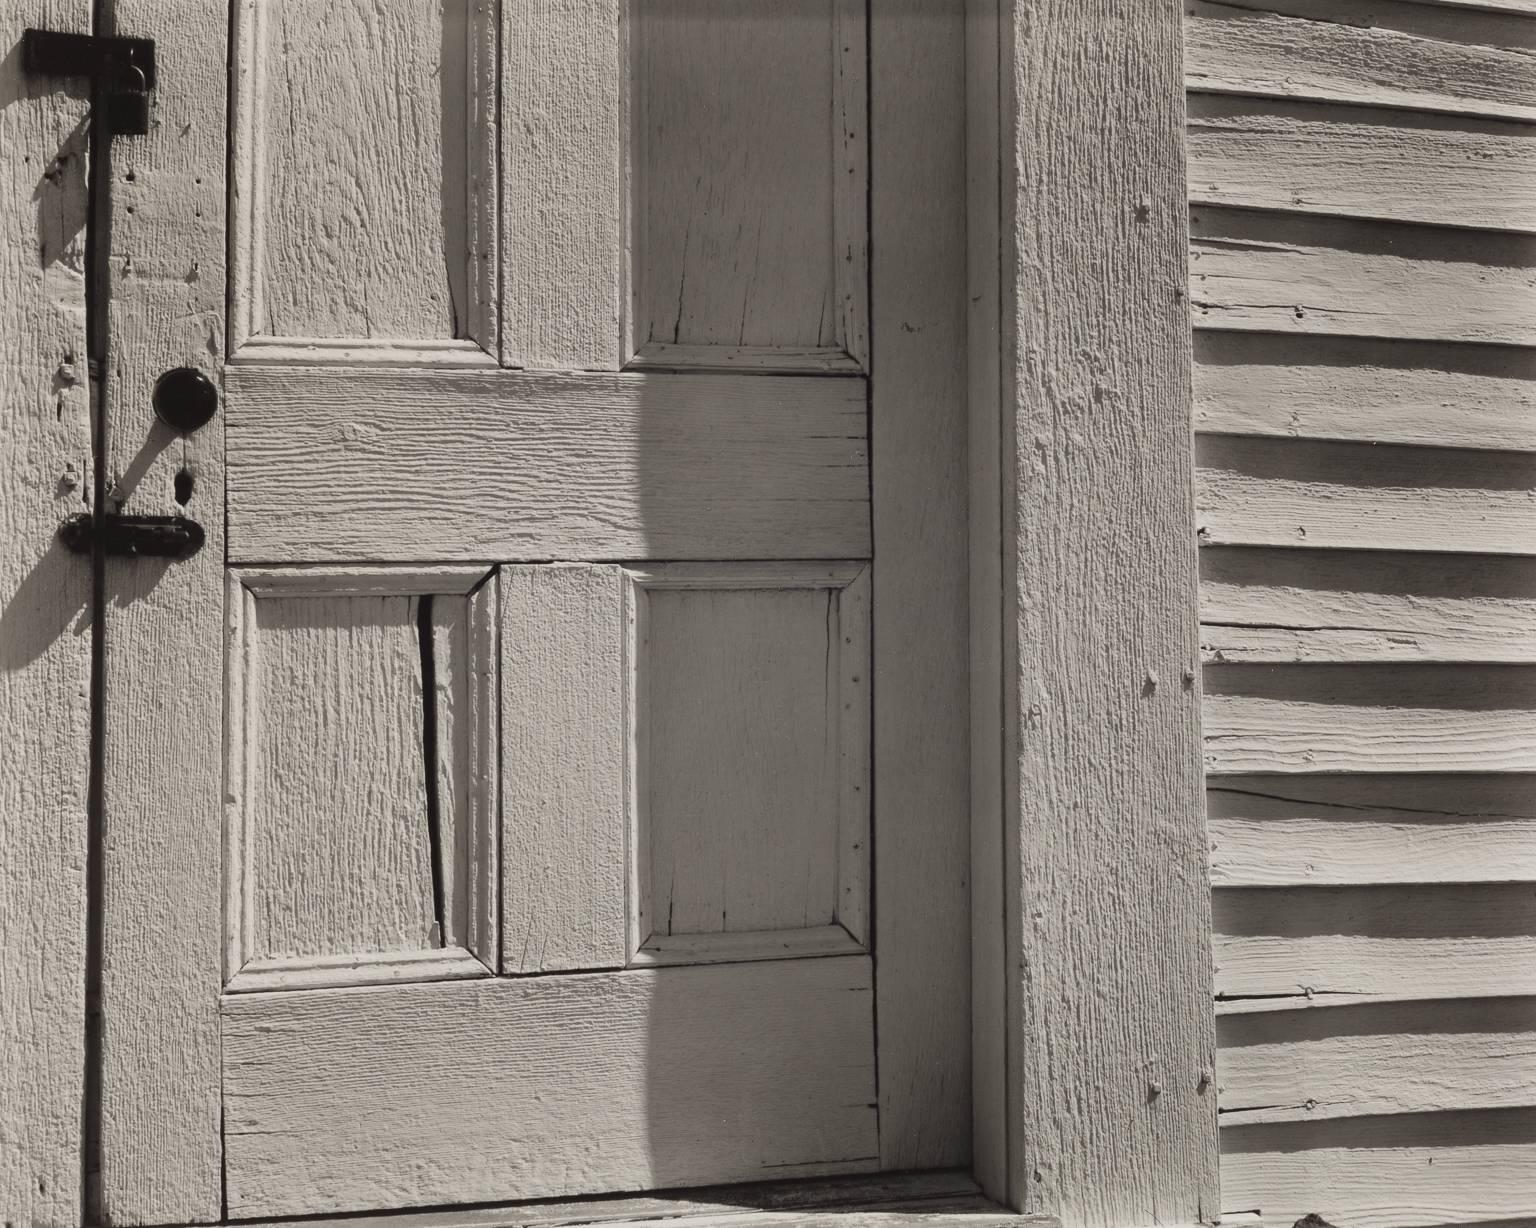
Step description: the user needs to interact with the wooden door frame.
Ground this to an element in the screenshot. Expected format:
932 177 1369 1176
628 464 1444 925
965 0 1219 1223
2 1 1218 1225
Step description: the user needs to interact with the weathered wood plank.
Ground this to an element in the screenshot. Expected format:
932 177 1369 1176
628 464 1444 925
503 0 619 369
1201 546 1536 664
1208 774 1536 886
1193 333 1536 451
1221 1109 1536 1228
225 368 869 562
1197 435 1536 556
1187 95 1536 232
222 956 879 1218
1214 883 1536 1000
501 565 627 973
1217 997 1536 1123
869 0 972 1174
1185 0 1536 123
997 0 1219 1219
97 0 228 1218
1190 208 1536 345
1204 662 1536 774
0 3 92 1223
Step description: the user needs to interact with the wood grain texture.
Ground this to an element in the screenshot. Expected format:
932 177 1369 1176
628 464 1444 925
1217 996 1536 1123
636 567 869 952
1187 94 1536 232
232 0 498 349
222 956 879 1218
869 0 972 1174
96 0 228 1218
1208 774 1536 886
501 565 628 973
1213 882 1536 1001
1190 208 1536 345
503 0 620 369
247 594 440 959
1000 0 1218 1220
1220 1109 1536 1228
631 0 868 369
231 1171 1054 1228
1204 663 1536 773
1197 435 1536 556
0 2 91 1222
1194 332 1536 451
1200 546 1536 664
225 368 869 562
1185 0 1536 122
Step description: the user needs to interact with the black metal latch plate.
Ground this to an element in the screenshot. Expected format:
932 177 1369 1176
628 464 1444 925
23 28 156 136
61 514 204 560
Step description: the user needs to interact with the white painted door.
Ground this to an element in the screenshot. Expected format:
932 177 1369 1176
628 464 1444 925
95 1 971 1221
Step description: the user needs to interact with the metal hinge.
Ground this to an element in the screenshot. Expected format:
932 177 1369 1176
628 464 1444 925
22 28 156 136
60 514 204 560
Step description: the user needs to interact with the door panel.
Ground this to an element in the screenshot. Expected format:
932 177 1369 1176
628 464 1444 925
222 566 498 993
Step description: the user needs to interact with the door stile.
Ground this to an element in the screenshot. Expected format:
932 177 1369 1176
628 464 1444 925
96 0 227 1221
869 0 974 1170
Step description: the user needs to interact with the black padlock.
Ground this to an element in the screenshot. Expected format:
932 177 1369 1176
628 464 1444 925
110 63 150 136
153 367 219 435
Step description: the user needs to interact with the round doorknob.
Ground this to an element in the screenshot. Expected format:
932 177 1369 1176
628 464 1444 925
152 367 218 434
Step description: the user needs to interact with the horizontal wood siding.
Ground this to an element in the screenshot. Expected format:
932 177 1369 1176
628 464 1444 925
1187 3 1536 1223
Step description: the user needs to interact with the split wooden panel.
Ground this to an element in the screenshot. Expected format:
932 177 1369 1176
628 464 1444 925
1214 883 1536 1002
1208 774 1536 886
0 4 91 1223
630 564 870 964
1220 1109 1536 1228
1185 0 1536 122
1204 662 1536 774
1197 435 1536 556
1190 208 1536 345
222 956 879 1218
230 0 498 359
628 0 868 372
1194 333 1536 452
225 368 869 563
1200 546 1536 664
225 567 497 992
1217 997 1536 1124
501 565 628 973
1187 95 1536 233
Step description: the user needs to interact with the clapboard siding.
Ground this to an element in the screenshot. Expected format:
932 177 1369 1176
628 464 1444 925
1188 96 1536 233
1190 4 1536 1222
1208 774 1536 886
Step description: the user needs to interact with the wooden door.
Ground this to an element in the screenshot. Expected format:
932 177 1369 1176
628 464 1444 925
93 1 971 1222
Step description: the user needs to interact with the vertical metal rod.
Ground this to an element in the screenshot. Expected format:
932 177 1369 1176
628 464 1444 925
81 33 113 1221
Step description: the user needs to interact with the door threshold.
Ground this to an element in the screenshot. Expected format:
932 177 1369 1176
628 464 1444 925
223 1170 1057 1228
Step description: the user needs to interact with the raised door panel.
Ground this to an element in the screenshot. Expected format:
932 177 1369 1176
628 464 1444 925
230 0 498 363
224 567 498 992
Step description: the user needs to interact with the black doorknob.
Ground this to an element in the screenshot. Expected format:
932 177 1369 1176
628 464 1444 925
152 367 218 434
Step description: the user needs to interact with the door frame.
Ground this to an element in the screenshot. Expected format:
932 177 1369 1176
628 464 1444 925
1 0 1219 1225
